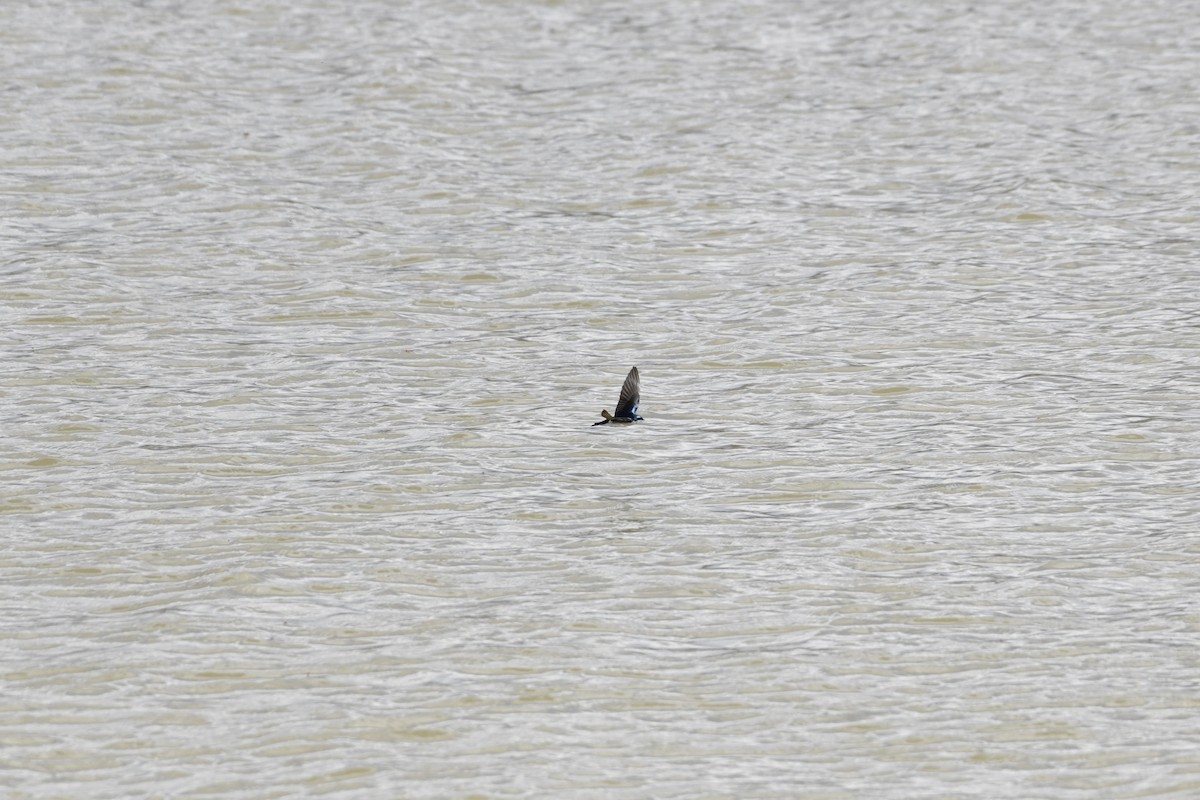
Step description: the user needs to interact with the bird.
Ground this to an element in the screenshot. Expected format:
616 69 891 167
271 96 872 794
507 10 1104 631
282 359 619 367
592 366 644 426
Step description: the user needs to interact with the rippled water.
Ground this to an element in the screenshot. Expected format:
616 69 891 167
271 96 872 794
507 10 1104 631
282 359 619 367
3 0 1199 797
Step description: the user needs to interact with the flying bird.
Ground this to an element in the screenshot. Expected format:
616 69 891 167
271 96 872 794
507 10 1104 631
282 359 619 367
593 366 644 426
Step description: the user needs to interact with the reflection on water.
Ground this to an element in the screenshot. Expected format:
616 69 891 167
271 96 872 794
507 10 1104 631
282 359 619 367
3 0 1198 797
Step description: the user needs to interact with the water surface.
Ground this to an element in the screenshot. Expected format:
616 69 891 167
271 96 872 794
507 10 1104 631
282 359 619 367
2 0 1198 797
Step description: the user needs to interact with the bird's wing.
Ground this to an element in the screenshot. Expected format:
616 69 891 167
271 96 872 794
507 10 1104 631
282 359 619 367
614 367 640 418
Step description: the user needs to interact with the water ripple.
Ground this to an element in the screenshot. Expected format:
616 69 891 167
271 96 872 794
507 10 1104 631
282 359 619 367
3 0 1199 797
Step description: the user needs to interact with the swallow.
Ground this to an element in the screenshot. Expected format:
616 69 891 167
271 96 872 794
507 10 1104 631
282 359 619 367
592 366 644 426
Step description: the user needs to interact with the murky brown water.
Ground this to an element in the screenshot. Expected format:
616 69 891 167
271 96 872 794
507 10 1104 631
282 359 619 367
3 0 1198 797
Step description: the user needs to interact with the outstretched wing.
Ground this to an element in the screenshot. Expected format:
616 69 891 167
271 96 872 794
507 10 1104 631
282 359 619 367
614 366 640 418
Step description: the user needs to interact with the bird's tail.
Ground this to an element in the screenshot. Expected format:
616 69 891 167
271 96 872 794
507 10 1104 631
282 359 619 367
601 409 614 420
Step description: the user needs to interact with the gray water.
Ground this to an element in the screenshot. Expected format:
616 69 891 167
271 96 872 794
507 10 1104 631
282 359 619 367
3 0 1199 797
